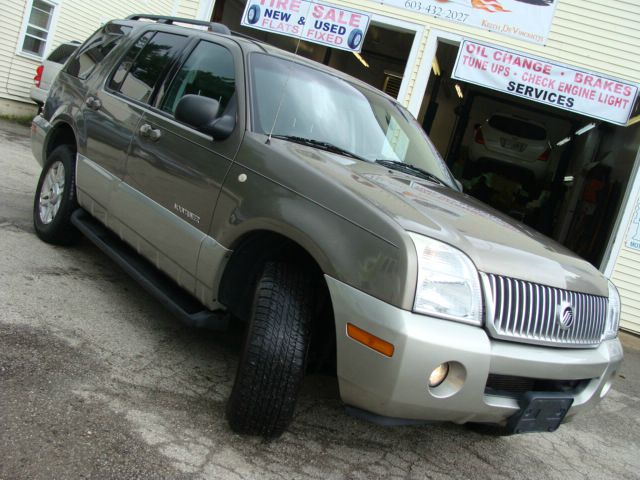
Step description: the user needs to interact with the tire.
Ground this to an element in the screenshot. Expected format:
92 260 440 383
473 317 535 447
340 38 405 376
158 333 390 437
347 29 364 50
227 262 315 437
246 4 261 25
33 145 80 245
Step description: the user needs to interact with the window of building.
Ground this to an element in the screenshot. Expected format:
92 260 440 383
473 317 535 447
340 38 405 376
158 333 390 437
161 41 236 115
19 0 58 58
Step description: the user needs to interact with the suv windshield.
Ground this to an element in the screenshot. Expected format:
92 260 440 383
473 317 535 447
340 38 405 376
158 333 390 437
249 53 454 187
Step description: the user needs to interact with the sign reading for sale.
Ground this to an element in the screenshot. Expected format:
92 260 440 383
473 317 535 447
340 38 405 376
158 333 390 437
452 40 639 125
241 0 370 52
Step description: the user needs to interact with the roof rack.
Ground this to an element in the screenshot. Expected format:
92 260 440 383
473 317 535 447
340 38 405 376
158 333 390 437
126 14 231 35
230 30 261 42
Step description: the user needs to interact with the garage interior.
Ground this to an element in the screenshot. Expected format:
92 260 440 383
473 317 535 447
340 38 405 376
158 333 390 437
211 0 414 98
419 40 640 267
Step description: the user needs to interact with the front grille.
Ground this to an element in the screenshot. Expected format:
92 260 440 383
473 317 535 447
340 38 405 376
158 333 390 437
485 374 590 399
481 273 608 348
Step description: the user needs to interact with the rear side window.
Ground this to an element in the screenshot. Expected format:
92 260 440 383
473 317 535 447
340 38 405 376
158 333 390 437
109 32 188 104
161 41 235 115
47 43 78 64
488 115 547 141
65 24 131 79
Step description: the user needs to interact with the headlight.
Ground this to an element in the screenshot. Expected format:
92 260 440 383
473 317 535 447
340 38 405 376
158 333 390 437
604 280 620 340
408 233 483 326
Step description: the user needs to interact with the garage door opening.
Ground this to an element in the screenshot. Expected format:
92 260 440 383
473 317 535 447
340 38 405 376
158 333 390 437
418 40 640 267
211 0 415 98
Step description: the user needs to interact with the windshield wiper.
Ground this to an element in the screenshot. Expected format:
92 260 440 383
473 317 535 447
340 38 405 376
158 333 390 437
271 135 367 162
375 159 447 186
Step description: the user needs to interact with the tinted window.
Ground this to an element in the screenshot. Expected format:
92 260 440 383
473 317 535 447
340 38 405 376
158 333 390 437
108 33 153 91
47 43 78 64
161 41 235 115
111 32 187 104
66 24 131 79
488 115 547 141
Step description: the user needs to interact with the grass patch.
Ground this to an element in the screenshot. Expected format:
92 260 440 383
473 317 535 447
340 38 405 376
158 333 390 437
0 114 34 127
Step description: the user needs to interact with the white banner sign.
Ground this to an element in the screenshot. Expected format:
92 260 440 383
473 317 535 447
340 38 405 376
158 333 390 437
381 0 558 45
241 0 370 52
452 40 639 125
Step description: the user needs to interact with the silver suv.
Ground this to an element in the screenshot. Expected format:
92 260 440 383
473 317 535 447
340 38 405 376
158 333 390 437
30 41 80 108
30 15 622 437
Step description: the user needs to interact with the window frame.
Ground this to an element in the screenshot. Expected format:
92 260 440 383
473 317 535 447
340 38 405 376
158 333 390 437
155 38 237 119
64 22 132 80
16 0 61 61
105 29 190 107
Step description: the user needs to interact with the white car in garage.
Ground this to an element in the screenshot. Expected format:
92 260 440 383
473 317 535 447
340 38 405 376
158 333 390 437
468 113 552 181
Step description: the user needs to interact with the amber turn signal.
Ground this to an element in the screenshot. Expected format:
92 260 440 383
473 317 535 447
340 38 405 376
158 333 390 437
347 323 394 357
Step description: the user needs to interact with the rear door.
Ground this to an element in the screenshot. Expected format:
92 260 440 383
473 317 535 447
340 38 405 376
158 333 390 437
64 23 136 217
120 37 243 291
82 31 188 191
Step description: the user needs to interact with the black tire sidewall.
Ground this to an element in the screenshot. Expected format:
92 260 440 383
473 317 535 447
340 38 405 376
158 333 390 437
33 145 78 244
227 262 314 437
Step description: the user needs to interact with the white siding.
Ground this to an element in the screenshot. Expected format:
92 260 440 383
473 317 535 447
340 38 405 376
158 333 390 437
53 0 172 46
4 0 639 108
611 186 640 333
174 0 201 19
0 0 36 105
0 0 201 107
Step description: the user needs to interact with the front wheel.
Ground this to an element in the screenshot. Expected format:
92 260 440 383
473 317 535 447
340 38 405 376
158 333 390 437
33 145 79 245
226 262 315 437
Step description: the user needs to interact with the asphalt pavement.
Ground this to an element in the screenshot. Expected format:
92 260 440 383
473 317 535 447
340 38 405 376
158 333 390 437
1 118 639 480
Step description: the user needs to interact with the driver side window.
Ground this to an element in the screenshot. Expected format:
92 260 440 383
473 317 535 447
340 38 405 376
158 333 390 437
161 40 236 116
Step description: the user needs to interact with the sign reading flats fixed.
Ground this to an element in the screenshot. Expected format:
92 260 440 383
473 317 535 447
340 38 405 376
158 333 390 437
452 40 639 125
241 0 370 52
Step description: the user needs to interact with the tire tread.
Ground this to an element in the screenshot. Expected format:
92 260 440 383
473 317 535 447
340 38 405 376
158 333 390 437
227 262 314 437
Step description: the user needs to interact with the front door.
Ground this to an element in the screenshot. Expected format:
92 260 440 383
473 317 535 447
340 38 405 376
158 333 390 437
119 37 243 291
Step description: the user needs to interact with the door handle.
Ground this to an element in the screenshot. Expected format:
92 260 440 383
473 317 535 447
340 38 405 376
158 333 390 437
139 123 162 142
85 96 102 110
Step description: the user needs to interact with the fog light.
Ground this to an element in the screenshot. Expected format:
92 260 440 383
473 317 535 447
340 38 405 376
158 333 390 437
429 363 450 387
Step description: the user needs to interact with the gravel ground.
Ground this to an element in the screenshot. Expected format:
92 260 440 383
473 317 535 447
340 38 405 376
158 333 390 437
1 118 640 480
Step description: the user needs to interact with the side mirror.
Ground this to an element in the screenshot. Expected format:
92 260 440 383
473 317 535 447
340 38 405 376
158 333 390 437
175 94 235 141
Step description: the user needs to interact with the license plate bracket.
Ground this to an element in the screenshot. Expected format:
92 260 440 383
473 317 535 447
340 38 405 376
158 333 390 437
507 392 573 434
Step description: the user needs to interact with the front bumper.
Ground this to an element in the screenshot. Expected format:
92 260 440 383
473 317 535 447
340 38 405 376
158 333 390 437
327 276 623 426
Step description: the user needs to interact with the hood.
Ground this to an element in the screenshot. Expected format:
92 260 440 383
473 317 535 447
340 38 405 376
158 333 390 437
276 140 609 297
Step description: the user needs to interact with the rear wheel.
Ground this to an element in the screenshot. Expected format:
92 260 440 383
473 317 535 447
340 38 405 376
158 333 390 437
226 262 315 437
33 145 79 245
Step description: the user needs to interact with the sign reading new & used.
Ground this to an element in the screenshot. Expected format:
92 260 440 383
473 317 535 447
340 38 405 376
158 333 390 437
241 0 370 52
